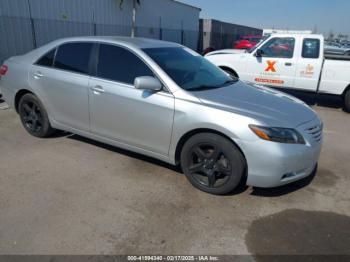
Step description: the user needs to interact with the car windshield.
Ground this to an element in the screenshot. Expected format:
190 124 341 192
143 47 236 91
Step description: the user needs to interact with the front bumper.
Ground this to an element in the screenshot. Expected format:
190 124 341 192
235 118 323 188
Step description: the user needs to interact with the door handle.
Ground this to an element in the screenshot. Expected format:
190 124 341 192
34 72 44 79
91 85 105 94
285 62 292 66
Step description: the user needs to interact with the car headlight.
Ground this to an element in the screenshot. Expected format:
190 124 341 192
249 125 305 144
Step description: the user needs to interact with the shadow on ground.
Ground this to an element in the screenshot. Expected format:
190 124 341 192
68 134 182 174
280 89 344 110
245 209 350 261
66 134 323 197
250 167 317 197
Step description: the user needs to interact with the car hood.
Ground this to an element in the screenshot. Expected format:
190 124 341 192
206 49 246 56
191 81 318 128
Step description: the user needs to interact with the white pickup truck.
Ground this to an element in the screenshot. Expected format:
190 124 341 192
205 34 350 111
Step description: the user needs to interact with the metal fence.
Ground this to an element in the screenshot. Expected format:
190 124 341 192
0 16 199 63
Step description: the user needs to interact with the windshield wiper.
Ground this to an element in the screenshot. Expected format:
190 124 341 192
187 79 238 91
187 85 219 91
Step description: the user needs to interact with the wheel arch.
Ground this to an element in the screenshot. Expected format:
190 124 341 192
219 66 239 78
174 128 247 166
14 89 34 113
342 83 350 98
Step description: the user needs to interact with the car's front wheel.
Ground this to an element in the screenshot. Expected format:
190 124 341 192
18 93 55 137
180 133 246 195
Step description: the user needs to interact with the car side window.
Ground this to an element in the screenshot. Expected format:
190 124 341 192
302 38 320 59
36 48 56 67
259 37 295 58
54 43 93 74
97 44 154 85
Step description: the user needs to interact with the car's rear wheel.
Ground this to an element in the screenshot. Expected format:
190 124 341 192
18 93 55 137
344 89 350 113
180 133 246 195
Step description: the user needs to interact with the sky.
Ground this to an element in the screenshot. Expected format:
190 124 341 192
178 0 350 36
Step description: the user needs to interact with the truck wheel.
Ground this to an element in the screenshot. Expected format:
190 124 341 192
18 93 56 137
345 89 350 113
180 133 246 195
220 67 238 78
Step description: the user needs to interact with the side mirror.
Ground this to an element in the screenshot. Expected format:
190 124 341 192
134 76 162 91
255 49 264 57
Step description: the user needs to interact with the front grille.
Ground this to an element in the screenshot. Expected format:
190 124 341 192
306 122 323 142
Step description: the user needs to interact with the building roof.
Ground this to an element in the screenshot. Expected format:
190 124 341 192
201 18 262 31
171 0 201 11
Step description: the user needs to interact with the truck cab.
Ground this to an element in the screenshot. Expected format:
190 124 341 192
206 34 325 91
206 33 350 111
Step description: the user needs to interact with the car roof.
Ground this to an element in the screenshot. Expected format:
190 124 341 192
54 36 182 49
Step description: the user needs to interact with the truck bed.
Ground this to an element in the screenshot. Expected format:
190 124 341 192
325 54 350 61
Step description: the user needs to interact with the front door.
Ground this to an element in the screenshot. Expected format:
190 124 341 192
89 44 175 156
245 36 298 88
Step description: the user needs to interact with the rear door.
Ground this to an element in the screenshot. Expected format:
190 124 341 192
245 36 298 88
30 42 93 131
294 37 323 91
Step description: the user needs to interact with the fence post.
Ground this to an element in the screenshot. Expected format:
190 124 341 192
181 20 184 45
159 17 162 40
92 8 97 36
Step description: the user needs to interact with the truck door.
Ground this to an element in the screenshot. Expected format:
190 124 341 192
294 38 323 91
245 36 297 88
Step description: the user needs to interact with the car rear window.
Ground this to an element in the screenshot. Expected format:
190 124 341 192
302 38 320 59
36 48 56 67
97 44 154 84
54 43 93 74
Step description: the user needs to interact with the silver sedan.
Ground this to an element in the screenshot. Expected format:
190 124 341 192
0 36 323 195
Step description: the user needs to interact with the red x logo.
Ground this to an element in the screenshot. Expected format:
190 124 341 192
265 60 277 72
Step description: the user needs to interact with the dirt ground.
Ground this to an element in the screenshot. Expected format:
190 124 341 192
0 96 349 256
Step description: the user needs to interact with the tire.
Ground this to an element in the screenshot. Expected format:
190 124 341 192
18 93 55 137
344 89 350 113
180 133 246 195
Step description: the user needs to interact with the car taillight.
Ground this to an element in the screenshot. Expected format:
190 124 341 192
0 65 8 76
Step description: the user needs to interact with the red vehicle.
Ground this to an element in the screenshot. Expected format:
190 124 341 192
234 35 263 50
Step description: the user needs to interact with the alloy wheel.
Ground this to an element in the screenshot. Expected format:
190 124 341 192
188 143 232 188
20 101 43 133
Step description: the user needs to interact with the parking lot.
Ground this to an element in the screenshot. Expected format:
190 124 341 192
0 97 350 256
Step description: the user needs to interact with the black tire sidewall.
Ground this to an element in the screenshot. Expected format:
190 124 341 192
180 133 246 195
223 68 237 78
18 93 53 138
344 89 350 113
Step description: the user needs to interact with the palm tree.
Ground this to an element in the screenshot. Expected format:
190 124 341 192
119 0 141 37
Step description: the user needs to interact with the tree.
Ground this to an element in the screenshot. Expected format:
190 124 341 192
119 0 141 37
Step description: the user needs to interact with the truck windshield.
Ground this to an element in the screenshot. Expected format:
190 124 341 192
143 47 236 91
